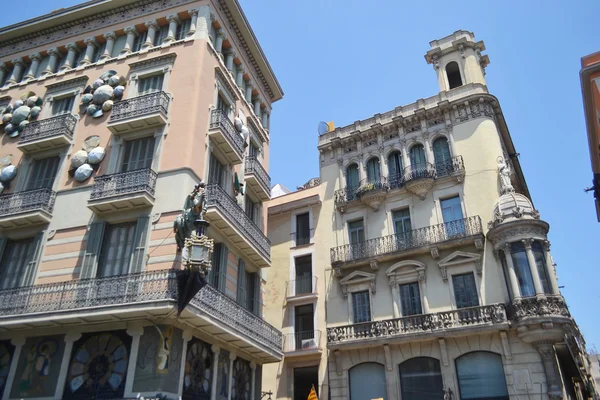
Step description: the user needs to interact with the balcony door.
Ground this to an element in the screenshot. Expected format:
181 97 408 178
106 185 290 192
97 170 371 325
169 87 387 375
294 304 315 351
392 208 412 251
293 366 318 400
410 145 427 175
51 95 75 116
138 74 164 95
121 137 155 172
440 196 465 237
345 164 359 200
97 222 136 277
295 212 310 246
348 219 365 261
433 137 452 176
26 156 60 190
209 153 226 189
294 255 312 296
0 238 33 289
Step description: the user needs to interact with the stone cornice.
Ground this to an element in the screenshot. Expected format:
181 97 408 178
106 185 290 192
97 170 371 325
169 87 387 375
45 76 89 93
129 53 177 71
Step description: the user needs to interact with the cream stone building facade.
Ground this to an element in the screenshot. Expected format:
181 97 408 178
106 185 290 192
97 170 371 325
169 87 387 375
0 0 284 398
263 31 596 400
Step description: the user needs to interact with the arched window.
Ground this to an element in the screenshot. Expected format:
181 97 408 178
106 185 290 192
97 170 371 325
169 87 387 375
432 137 452 176
446 61 463 89
388 151 403 188
349 363 387 400
409 145 428 180
399 357 444 400
456 352 509 400
366 157 381 183
346 164 359 190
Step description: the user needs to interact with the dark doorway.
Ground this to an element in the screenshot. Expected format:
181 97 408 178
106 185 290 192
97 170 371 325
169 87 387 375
446 61 463 89
293 366 318 400
294 304 315 351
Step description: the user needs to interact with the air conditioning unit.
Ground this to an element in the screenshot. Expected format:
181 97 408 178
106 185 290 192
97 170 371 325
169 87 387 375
301 338 317 349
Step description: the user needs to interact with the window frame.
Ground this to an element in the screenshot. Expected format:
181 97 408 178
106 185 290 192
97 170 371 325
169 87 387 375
291 207 313 247
339 270 376 324
455 351 509 400
97 221 137 277
451 272 480 309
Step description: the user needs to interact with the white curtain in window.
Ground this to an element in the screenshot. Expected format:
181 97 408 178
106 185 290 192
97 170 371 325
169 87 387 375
349 363 387 400
456 352 509 400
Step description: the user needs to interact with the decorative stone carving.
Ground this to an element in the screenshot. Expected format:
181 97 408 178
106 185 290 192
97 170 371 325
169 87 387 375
497 156 514 195
339 270 376 298
405 177 434 200
369 260 379 271
437 251 483 281
506 296 570 320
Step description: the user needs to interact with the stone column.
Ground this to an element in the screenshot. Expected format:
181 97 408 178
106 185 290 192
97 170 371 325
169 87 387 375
123 325 144 396
228 353 237 400
250 361 256 400
54 332 82 399
121 26 138 55
100 32 116 60
178 330 193 397
236 65 245 87
0 63 7 86
210 345 220 400
523 239 545 296
164 14 180 43
543 241 561 295
215 29 226 53
194 5 212 40
61 42 79 71
79 37 97 66
390 281 400 318
400 140 410 170
419 272 430 314
24 53 42 80
535 342 564 398
254 97 262 118
6 58 25 85
261 109 269 128
144 21 159 49
225 50 236 71
187 9 199 38
424 135 435 165
447 130 457 156
245 82 253 102
502 243 521 300
2 336 26 399
43 48 60 75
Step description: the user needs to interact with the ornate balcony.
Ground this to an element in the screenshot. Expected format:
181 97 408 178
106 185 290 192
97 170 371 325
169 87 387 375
283 330 323 355
403 162 436 199
327 304 507 348
435 155 465 179
0 188 56 229
244 156 271 201
286 276 318 302
208 109 244 164
107 91 170 134
0 269 283 361
330 216 484 268
355 177 389 211
204 184 271 267
506 295 571 322
17 114 76 154
88 168 157 214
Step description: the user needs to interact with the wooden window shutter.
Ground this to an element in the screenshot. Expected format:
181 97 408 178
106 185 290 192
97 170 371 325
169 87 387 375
253 273 261 316
237 259 246 307
129 216 150 273
21 232 44 287
219 245 228 293
81 222 106 279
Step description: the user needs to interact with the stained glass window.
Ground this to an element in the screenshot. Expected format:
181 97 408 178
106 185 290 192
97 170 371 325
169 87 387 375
183 338 213 400
231 358 251 400
0 341 14 394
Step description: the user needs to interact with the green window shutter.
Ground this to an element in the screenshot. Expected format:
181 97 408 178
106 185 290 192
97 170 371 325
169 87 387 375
129 216 150 273
219 245 228 293
253 273 261 316
21 232 44 287
81 222 106 279
237 259 246 306
0 238 6 263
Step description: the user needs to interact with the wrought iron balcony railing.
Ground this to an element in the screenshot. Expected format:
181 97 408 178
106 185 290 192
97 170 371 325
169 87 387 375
506 295 571 320
284 330 321 352
205 184 270 261
403 162 436 182
355 176 389 198
0 188 56 216
286 276 318 298
435 156 465 178
327 304 507 344
90 168 157 200
0 269 283 354
109 91 170 123
210 109 244 156
330 216 482 265
245 156 271 191
19 114 77 143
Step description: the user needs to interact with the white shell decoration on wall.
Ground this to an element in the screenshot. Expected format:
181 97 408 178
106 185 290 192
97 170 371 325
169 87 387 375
234 115 249 148
0 154 18 191
0 91 43 139
70 135 107 182
81 70 126 118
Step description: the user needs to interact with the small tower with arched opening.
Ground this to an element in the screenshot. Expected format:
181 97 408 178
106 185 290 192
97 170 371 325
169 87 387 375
424 30 490 92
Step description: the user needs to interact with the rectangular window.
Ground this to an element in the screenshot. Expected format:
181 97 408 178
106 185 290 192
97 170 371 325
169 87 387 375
1 67 12 86
249 141 259 158
399 282 422 316
121 137 155 172
153 25 169 46
441 196 465 237
0 238 33 289
348 219 365 260
532 242 552 294
295 212 310 246
245 196 256 221
176 19 191 41
138 74 164 94
210 243 228 293
132 31 148 52
236 259 247 307
352 290 371 323
294 255 312 295
246 271 260 315
97 222 136 277
452 273 479 308
52 95 75 115
393 208 412 235
208 153 225 187
510 242 536 297
111 35 127 57
294 303 315 350
27 157 60 190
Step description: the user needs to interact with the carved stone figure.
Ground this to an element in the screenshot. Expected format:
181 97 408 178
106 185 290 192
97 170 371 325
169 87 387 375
497 156 514 194
173 181 207 251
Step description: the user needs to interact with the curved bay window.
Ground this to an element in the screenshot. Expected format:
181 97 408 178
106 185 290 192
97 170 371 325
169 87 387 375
388 151 404 189
349 363 387 400
456 352 509 400
366 157 381 183
509 242 535 297
532 241 552 294
399 357 444 400
432 137 452 176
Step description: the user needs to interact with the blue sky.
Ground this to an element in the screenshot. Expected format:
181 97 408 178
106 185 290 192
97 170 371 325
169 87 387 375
4 0 600 348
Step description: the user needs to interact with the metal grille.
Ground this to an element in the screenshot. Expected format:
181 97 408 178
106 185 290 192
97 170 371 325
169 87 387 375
19 114 76 143
245 156 271 193
209 109 244 157
327 304 507 344
109 91 169 123
330 216 483 265
0 188 56 216
90 168 157 200
205 184 270 261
